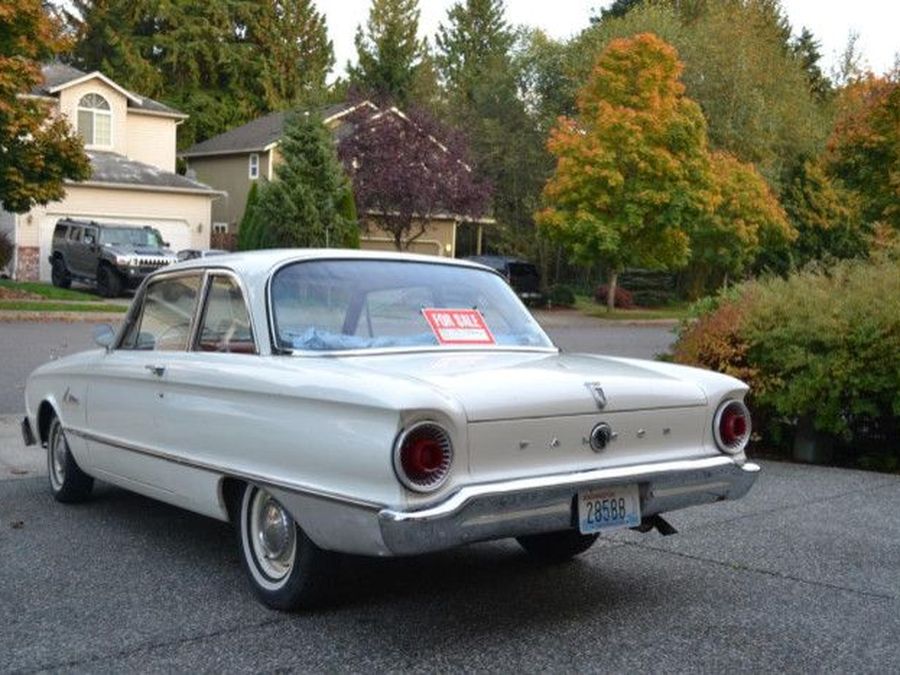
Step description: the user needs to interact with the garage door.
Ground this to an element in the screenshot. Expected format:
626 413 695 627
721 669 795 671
39 216 193 282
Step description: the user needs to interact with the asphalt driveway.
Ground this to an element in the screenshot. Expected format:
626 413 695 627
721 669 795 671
1 460 897 672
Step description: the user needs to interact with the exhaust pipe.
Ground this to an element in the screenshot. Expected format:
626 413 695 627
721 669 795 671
631 514 678 536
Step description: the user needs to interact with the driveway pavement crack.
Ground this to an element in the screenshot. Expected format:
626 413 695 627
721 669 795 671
679 478 898 534
19 614 295 674
619 539 898 602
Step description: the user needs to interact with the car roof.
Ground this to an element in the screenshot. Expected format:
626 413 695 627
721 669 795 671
166 248 496 277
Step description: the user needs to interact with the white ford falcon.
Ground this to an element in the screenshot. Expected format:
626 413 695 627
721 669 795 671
22 249 759 609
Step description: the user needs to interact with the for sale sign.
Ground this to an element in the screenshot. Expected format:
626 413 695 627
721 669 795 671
422 308 496 345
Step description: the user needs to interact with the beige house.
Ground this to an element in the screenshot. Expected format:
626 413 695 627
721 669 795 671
0 64 219 281
181 102 492 257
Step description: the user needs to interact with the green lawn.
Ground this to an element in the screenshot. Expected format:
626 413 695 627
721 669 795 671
0 300 126 313
0 279 101 302
574 295 690 321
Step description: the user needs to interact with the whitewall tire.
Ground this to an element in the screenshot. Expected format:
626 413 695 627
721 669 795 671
47 416 94 503
237 484 333 610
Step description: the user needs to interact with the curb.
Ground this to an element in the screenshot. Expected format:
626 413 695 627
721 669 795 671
0 311 126 323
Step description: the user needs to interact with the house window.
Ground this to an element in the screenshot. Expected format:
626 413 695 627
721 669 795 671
212 222 228 234
77 93 112 147
249 153 260 179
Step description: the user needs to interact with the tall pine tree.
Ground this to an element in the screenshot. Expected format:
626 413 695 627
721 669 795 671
246 112 358 249
348 0 425 104
435 0 513 102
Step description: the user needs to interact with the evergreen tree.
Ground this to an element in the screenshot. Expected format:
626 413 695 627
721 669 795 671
237 181 260 251
791 27 832 102
66 1 335 146
0 0 90 212
348 0 425 104
435 0 514 101
249 113 358 249
252 0 335 108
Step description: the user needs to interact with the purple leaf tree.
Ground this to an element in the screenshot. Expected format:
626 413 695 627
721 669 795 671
338 105 492 250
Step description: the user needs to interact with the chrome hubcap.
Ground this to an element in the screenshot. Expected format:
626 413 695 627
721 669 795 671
49 427 67 488
249 490 296 580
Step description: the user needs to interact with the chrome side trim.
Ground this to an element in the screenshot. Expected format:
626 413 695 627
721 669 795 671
382 456 757 523
66 426 382 510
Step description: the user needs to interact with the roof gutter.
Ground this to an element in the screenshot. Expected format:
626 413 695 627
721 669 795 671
67 180 226 197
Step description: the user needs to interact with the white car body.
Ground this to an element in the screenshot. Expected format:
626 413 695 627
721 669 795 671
23 249 758 585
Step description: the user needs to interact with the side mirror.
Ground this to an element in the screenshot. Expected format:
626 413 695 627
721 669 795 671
93 324 116 350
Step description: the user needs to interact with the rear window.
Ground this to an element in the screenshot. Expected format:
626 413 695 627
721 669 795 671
270 259 553 353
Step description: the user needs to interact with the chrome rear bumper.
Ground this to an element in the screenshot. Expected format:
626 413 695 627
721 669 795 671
378 455 759 555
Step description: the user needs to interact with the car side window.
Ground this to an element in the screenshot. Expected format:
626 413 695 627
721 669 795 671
120 275 202 351
83 229 96 246
196 275 255 354
67 227 82 243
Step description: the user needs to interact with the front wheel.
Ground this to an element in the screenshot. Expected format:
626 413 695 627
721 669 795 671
47 416 94 502
51 258 71 289
97 265 123 298
517 529 599 563
237 484 333 610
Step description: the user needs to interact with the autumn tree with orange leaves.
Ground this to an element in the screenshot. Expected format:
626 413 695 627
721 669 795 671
0 1 90 213
827 74 900 231
536 33 713 310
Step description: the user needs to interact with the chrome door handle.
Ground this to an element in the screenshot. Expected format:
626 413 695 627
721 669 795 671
145 365 166 377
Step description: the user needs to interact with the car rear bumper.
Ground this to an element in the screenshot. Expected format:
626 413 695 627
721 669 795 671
376 455 759 555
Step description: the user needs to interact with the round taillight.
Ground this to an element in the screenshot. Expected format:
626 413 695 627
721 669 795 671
713 400 751 454
393 422 453 492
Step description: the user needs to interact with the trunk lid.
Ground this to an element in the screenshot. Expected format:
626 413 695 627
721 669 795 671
347 351 707 421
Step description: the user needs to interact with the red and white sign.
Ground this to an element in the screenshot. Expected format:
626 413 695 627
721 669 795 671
422 308 495 345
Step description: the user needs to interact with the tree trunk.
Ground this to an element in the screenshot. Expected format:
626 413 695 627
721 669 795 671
606 269 619 312
394 232 403 251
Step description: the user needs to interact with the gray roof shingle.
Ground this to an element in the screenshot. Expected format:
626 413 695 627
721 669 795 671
80 151 219 193
34 64 184 117
181 102 372 157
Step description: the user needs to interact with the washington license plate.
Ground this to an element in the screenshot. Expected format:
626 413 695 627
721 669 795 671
578 484 641 534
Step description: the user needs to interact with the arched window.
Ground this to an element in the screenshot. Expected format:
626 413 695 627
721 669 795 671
77 93 112 147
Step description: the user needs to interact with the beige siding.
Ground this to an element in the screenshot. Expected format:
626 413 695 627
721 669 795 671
57 80 128 156
187 151 270 227
21 186 212 280
360 217 455 257
126 113 177 171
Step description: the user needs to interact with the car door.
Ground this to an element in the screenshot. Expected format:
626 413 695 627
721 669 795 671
153 272 260 471
77 226 99 277
65 225 84 276
85 271 204 493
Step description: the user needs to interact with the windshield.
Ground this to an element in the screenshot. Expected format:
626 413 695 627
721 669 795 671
270 259 554 353
99 227 163 247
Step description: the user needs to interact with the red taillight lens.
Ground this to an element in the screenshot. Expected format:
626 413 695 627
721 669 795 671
394 423 453 492
714 400 751 453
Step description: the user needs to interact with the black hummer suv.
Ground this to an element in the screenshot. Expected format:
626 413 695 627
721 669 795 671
49 218 178 297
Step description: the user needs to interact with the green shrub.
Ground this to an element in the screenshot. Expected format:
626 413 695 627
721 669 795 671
548 284 576 308
672 254 900 458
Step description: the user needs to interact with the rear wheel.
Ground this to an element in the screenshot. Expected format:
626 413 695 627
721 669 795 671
47 416 94 503
517 529 599 563
50 258 71 289
236 484 333 610
97 265 123 298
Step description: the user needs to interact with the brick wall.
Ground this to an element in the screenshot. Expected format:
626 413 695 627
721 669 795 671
15 246 39 281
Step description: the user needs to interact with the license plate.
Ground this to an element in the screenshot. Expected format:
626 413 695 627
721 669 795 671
578 484 641 534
